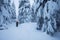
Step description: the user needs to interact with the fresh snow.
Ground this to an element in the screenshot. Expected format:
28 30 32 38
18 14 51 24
0 22 60 40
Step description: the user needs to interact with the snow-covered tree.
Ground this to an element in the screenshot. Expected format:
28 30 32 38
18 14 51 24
18 0 33 23
0 0 16 30
37 0 59 35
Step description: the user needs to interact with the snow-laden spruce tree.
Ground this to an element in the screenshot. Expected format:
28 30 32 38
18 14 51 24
32 0 42 22
37 0 59 35
18 0 33 23
0 0 16 30
42 0 59 35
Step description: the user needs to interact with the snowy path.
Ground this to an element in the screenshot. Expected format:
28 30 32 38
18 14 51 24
0 22 60 40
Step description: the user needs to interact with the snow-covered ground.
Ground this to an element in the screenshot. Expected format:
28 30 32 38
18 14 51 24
0 22 60 40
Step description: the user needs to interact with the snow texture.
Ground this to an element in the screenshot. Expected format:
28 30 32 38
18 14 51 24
0 22 60 40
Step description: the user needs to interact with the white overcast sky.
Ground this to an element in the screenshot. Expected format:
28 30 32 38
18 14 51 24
29 0 34 7
13 0 19 19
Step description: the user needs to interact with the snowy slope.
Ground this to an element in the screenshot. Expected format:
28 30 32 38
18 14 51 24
0 22 60 40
